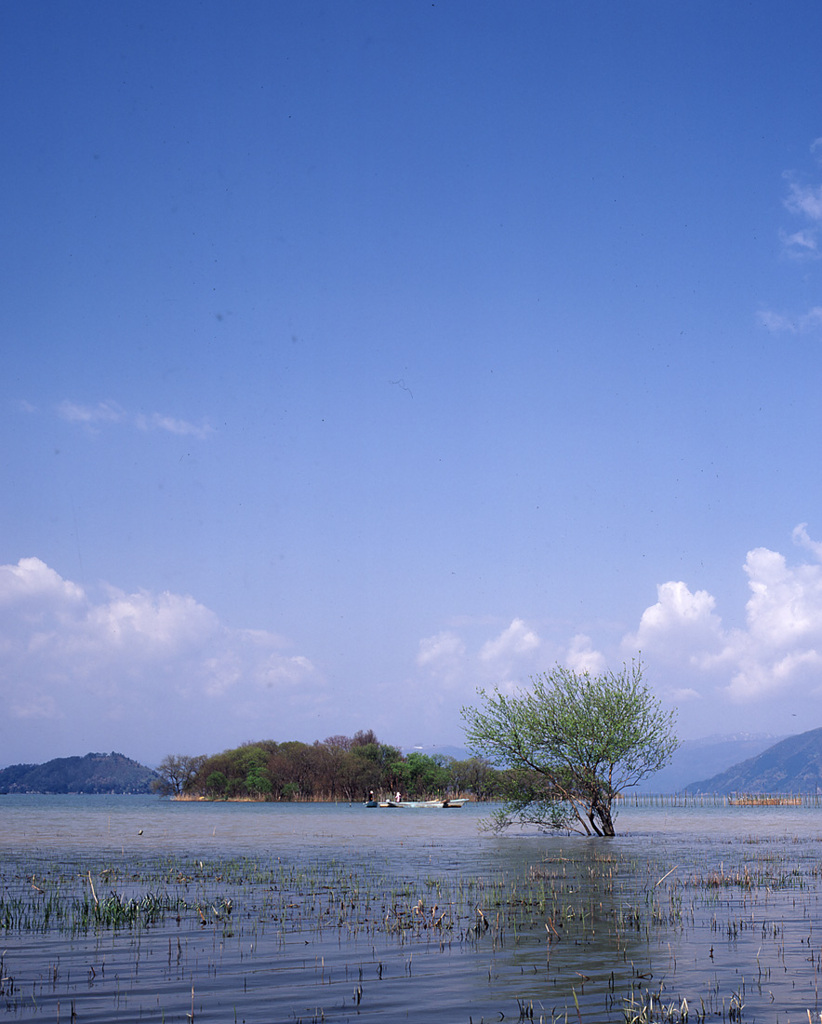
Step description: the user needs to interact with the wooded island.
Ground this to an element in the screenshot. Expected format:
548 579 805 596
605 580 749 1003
155 730 502 802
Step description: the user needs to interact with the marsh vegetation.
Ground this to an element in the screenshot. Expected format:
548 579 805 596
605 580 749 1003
1 797 821 1021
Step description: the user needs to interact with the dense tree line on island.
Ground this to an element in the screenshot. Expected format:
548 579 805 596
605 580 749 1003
154 730 503 802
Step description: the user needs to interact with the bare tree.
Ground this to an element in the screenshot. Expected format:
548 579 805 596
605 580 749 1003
152 754 207 797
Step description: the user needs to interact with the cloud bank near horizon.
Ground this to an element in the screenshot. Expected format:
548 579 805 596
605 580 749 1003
417 524 822 734
0 557 324 765
625 523 822 704
3 525 822 766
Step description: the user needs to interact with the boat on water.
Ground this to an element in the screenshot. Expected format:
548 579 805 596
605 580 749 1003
385 798 468 809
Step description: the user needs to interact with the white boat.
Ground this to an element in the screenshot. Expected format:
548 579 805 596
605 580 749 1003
385 798 467 808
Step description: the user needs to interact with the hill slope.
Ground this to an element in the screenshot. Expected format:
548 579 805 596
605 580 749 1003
688 727 822 793
632 733 782 793
0 752 158 794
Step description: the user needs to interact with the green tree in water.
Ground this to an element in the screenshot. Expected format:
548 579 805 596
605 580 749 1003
462 660 677 836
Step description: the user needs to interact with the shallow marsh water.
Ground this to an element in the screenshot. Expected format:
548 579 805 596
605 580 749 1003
2 796 822 1022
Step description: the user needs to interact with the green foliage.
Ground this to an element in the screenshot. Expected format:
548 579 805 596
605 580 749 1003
205 771 227 795
160 731 504 803
461 660 678 836
391 752 452 797
281 781 300 801
239 746 273 795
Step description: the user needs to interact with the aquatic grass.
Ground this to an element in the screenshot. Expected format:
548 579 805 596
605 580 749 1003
4 829 822 1020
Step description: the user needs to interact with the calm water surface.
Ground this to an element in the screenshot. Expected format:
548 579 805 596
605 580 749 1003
2 796 822 1022
4 793 820 850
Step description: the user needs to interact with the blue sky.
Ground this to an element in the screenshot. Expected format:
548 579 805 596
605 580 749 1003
3 1 822 767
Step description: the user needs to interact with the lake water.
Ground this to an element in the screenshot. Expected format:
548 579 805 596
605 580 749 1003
2 795 822 1021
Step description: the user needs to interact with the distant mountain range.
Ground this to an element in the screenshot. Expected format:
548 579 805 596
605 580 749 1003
687 727 822 794
634 733 785 794
0 752 158 794
415 734 822 795
6 729 821 797
412 737 791 795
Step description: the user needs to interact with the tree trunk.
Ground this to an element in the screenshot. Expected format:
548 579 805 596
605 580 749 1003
591 790 615 836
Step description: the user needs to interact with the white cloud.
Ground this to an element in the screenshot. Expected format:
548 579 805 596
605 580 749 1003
793 522 822 559
56 400 212 439
417 630 465 668
763 141 822 324
718 540 822 700
480 618 540 662
669 687 701 703
415 630 469 699
757 306 822 333
135 412 214 440
0 556 84 602
758 309 794 332
784 138 822 224
785 179 822 222
742 545 822 646
58 399 126 425
626 580 724 667
792 306 822 331
0 558 323 764
413 618 545 723
621 527 822 709
779 227 819 258
411 528 822 744
565 633 607 675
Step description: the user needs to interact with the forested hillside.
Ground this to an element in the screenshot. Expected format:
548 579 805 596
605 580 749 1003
0 752 158 794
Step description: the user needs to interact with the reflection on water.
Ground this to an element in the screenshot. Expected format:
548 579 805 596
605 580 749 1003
1 795 821 1021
